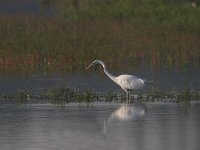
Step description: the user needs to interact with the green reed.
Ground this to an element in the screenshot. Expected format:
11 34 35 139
105 92 118 103
57 0 200 32
0 17 199 75
16 89 32 104
45 85 74 104
75 90 96 103
0 0 200 74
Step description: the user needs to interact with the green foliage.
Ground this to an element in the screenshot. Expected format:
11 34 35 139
177 83 191 104
59 0 200 31
16 89 32 103
105 92 118 103
147 84 165 102
45 85 74 105
0 17 199 74
0 85 200 104
0 0 200 74
75 90 96 103
44 86 97 104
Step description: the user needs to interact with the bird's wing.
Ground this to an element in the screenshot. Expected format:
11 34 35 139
118 75 144 90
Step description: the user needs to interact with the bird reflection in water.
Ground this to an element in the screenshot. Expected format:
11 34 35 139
111 103 145 121
103 103 146 133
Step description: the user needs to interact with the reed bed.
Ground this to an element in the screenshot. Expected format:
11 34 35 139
0 0 200 74
0 16 199 75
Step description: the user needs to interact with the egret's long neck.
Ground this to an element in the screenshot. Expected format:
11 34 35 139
99 62 117 83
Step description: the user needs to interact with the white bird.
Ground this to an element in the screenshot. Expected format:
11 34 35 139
86 60 145 95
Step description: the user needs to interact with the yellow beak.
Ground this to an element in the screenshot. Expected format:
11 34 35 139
85 63 93 70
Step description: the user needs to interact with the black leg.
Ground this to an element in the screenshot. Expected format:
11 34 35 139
127 90 131 103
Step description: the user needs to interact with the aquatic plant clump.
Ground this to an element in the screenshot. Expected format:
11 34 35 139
44 85 75 104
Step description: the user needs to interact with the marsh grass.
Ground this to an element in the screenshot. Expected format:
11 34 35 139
16 89 32 104
45 85 74 105
0 0 200 74
57 0 200 31
177 85 191 104
75 89 96 103
43 85 97 104
0 17 199 74
105 91 118 103
146 84 165 102
0 84 199 105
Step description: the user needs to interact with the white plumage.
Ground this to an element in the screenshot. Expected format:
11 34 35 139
86 60 145 95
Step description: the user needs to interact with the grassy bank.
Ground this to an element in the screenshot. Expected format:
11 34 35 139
0 0 200 74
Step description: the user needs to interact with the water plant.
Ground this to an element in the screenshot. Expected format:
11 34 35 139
45 85 74 105
147 84 165 102
105 91 118 103
75 89 97 103
119 93 128 103
16 89 32 104
177 85 191 104
0 85 200 105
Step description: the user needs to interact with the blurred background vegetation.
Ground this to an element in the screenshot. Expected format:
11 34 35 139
0 0 200 74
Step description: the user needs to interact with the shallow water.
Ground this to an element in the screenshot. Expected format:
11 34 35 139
0 68 200 94
0 103 199 150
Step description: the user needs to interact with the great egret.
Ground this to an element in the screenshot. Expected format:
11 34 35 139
86 60 145 95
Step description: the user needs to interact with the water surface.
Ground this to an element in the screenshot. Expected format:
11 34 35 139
0 103 199 150
0 68 200 94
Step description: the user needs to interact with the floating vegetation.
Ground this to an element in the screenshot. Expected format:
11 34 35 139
0 85 200 105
